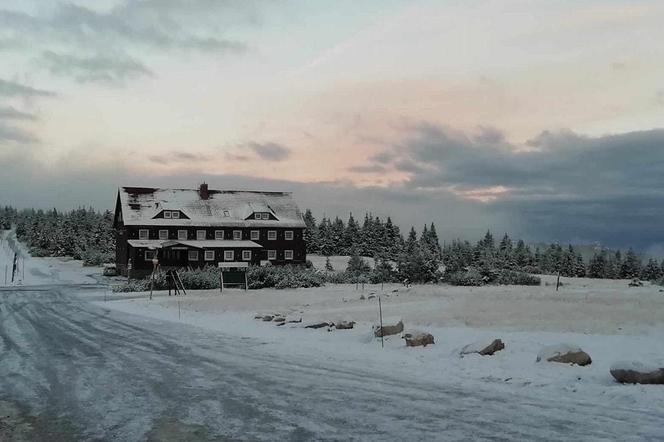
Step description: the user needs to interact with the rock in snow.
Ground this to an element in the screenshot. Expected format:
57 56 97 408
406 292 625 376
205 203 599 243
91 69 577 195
373 320 404 338
460 339 505 356
305 322 332 329
610 361 664 384
335 321 355 330
404 332 435 347
536 344 592 366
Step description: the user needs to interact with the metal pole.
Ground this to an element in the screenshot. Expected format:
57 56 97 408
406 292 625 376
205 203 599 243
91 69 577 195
556 271 561 292
378 296 384 348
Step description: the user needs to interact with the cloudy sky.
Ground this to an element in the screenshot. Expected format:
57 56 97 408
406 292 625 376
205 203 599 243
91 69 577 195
1 0 663 251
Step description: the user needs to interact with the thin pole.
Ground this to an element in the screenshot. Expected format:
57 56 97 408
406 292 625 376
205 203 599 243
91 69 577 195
244 270 248 292
178 299 181 320
556 271 561 292
378 296 384 348
4 264 6 285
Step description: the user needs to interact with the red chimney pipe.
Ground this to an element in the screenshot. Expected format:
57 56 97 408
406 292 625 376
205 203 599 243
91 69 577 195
199 182 209 200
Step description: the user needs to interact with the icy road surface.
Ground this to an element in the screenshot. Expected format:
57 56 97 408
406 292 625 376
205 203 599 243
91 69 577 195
1 285 663 441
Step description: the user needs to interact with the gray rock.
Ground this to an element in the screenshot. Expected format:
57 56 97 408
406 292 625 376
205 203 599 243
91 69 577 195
305 322 331 329
536 344 592 366
373 320 404 337
610 362 664 384
461 339 505 356
335 321 355 330
261 315 274 322
404 332 435 347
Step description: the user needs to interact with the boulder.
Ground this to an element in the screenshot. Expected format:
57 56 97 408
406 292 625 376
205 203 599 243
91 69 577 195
536 344 592 366
261 315 274 322
610 362 664 384
273 316 285 323
305 322 331 329
373 320 404 338
335 321 355 330
460 339 505 356
359 294 366 300
286 317 302 324
404 332 435 347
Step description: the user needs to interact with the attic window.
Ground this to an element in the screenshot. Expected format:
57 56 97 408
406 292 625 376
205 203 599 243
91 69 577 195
164 211 172 219
261 213 270 220
223 210 230 217
172 211 180 219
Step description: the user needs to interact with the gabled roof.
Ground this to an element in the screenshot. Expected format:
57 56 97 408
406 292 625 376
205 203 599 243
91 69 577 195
117 187 306 228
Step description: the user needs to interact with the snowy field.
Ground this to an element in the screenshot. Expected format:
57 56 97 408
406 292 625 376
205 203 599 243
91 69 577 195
95 275 664 422
3 231 664 439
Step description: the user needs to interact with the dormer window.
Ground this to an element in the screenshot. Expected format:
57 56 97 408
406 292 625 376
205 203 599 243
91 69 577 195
172 211 180 219
261 213 270 220
164 211 172 219
254 213 261 220
252 212 272 220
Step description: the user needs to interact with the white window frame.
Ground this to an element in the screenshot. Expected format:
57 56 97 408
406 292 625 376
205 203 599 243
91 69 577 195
178 230 188 240
223 210 230 217
215 230 224 240
285 250 294 260
188 250 199 261
267 230 277 241
224 250 234 261
196 230 206 240
261 212 270 220
233 230 242 240
284 230 294 241
172 211 180 219
158 229 168 240
254 213 261 220
242 250 252 261
139 229 149 240
204 250 215 261
267 249 277 260
145 250 155 260
163 211 172 219
250 230 260 240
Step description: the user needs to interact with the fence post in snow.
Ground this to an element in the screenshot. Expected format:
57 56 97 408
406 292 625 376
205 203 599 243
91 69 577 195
378 296 384 349
556 271 561 292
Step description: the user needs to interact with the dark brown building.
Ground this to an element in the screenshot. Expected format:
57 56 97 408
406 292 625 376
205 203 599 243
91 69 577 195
113 184 307 278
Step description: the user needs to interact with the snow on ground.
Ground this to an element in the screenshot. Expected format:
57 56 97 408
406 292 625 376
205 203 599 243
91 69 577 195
0 230 101 286
94 275 664 415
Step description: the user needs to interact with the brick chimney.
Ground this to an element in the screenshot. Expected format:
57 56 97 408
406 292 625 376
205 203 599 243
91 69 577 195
199 182 209 200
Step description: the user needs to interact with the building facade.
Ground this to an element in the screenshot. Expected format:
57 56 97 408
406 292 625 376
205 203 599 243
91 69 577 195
113 184 307 278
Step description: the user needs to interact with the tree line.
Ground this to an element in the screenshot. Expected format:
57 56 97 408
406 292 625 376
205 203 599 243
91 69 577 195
0 206 115 265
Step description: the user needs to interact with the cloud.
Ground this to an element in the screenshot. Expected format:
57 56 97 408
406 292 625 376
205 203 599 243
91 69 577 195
40 51 154 85
348 164 386 173
247 142 291 161
0 106 37 121
0 122 38 144
148 151 210 165
369 151 395 164
0 78 55 98
0 1 254 86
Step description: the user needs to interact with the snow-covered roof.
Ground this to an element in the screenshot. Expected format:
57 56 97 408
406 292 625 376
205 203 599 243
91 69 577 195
118 186 306 228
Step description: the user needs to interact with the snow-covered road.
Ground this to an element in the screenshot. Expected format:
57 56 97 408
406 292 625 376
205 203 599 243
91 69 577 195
1 285 663 441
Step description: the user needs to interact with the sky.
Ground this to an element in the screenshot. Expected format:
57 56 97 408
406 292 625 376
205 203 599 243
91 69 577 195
0 0 663 252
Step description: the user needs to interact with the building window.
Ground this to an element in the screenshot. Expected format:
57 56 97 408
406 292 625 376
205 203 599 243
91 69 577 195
242 250 252 261
285 250 293 260
233 230 242 240
267 230 277 240
223 210 230 217
159 230 168 240
215 230 224 240
254 213 261 220
164 211 172 219
261 212 270 220
267 250 277 260
188 250 198 261
145 250 155 260
224 250 234 261
250 230 260 240
285 230 294 240
197 230 206 240
139 229 149 240
204 250 215 261
172 211 180 219
178 230 187 240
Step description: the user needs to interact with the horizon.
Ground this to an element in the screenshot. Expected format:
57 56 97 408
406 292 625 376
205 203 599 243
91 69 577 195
1 1 663 253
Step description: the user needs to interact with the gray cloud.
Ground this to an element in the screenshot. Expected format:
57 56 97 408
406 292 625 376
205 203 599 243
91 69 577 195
656 90 664 106
369 151 395 164
0 1 254 85
148 151 210 165
247 142 291 161
0 122 38 144
40 51 154 85
0 78 55 98
0 106 37 121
